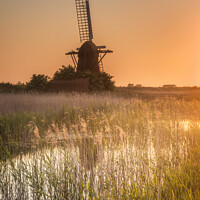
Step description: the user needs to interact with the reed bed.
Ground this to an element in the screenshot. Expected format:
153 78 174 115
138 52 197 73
0 92 200 199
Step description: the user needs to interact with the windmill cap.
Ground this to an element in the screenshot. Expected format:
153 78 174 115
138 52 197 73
77 45 106 51
78 41 98 56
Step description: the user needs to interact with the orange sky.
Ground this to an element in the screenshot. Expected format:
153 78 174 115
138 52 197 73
0 0 200 86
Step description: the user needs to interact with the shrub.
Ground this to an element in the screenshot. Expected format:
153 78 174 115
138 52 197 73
0 82 26 93
53 65 76 80
26 74 50 92
53 65 115 91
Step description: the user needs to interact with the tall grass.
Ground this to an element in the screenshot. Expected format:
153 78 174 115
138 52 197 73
0 92 200 199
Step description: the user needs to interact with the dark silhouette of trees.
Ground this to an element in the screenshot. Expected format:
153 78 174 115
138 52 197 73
26 74 50 92
0 82 25 93
53 65 115 91
53 65 76 80
0 65 115 93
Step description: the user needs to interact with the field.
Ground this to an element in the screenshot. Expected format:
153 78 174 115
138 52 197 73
0 90 200 199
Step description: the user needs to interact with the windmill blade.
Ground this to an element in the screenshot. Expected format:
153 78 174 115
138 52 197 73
75 0 93 43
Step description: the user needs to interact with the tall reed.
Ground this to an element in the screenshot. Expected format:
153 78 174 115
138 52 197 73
0 92 199 199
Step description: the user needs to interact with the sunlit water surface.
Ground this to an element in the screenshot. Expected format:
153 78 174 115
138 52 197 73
0 120 198 199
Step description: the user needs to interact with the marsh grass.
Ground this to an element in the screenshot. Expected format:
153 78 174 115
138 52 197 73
0 93 200 199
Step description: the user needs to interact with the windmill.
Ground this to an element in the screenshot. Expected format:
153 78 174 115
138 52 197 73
66 0 113 73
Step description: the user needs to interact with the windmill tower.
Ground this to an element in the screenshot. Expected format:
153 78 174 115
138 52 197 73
66 0 113 73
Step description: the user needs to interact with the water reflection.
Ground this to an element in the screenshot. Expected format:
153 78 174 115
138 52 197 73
78 137 101 170
0 119 199 199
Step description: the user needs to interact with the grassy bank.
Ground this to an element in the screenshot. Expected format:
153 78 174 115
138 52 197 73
0 92 200 199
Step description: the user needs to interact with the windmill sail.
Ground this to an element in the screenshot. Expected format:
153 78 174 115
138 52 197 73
66 0 113 72
75 0 93 43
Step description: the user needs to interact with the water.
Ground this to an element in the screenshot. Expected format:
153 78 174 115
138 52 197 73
0 119 197 199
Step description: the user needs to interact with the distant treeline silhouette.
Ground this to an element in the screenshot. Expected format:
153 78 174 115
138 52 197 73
0 65 115 93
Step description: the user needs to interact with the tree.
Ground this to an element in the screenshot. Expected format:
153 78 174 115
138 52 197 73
52 65 115 91
26 74 50 92
53 65 76 80
77 71 115 91
0 82 26 93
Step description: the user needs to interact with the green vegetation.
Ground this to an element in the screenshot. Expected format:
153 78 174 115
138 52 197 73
53 65 77 80
0 93 200 199
53 65 115 91
0 82 26 93
26 74 50 92
0 65 115 93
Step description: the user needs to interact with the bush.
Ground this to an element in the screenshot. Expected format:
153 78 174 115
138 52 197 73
1 65 115 93
53 65 115 91
0 82 26 93
26 74 50 92
53 65 76 80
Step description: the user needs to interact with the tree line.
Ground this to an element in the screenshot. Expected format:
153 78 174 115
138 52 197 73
0 65 115 93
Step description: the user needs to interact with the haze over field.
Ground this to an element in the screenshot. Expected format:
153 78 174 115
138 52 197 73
0 0 200 86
